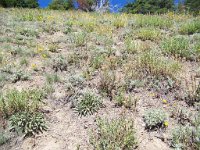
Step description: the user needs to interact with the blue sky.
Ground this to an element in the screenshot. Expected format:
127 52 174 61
38 0 179 9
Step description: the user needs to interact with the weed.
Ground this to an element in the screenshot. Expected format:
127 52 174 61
179 19 200 35
135 15 172 29
9 111 47 136
138 51 181 78
45 73 60 84
161 36 191 60
52 55 67 72
0 132 9 146
0 89 44 117
90 117 137 150
75 91 103 116
144 108 167 130
136 28 161 41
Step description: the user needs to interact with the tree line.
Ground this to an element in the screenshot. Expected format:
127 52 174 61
0 0 199 15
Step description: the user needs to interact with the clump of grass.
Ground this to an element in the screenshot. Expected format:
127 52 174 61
45 73 60 84
9 111 47 136
179 19 200 35
136 28 161 41
75 91 103 116
98 70 116 99
144 108 168 130
113 15 127 28
48 43 59 53
90 117 137 150
51 55 68 72
124 37 139 54
138 51 181 78
0 132 9 146
71 32 87 47
0 89 44 117
135 15 172 29
161 36 191 60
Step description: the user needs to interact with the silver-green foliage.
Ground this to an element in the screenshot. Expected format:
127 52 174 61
75 91 103 116
9 111 47 136
144 108 167 129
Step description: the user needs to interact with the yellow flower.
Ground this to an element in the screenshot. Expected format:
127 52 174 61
162 99 168 104
31 64 37 70
150 93 155 97
42 54 47 58
164 121 169 127
37 45 44 53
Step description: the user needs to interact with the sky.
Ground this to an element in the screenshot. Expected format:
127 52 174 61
38 0 179 10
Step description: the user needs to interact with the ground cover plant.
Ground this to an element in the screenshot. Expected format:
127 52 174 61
0 7 200 150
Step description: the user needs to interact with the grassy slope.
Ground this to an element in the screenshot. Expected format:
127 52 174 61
0 8 200 149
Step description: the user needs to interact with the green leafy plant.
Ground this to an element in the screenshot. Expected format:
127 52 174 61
90 117 137 150
144 108 167 130
75 91 103 116
9 111 47 136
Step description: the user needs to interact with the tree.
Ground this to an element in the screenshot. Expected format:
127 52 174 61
48 0 74 10
185 0 200 15
77 0 109 11
122 0 174 14
0 0 39 8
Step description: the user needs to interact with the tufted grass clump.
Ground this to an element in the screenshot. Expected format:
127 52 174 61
75 91 103 116
136 28 161 41
135 15 172 29
144 108 167 130
51 55 68 72
161 36 191 60
9 111 47 136
0 89 45 117
90 117 137 150
171 112 200 150
179 19 200 35
0 132 9 146
138 51 181 78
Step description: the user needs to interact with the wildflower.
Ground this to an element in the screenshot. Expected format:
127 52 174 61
37 45 44 53
162 99 168 104
31 64 37 70
42 54 47 59
164 121 169 127
150 93 156 97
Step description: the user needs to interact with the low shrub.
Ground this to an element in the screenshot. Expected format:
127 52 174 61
144 108 167 130
9 111 47 136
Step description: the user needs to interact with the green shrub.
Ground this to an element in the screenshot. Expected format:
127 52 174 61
75 91 103 116
90 117 137 150
9 111 47 136
144 108 167 130
161 36 191 59
0 89 44 117
179 20 200 35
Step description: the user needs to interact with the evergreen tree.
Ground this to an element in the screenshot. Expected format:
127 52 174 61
48 0 74 10
122 0 174 14
0 0 39 8
185 0 200 14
